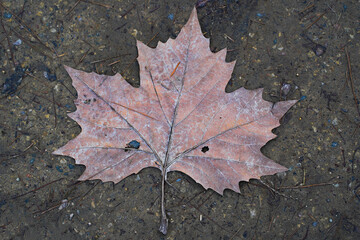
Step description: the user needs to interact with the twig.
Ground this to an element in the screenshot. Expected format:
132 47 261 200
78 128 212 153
82 0 112 9
0 13 16 67
299 3 315 15
345 47 360 118
258 179 296 200
279 182 338 189
331 124 346 143
306 11 327 30
64 0 81 17
9 178 64 200
229 225 243 240
120 3 136 19
76 181 101 203
52 90 57 128
91 54 131 64
75 48 91 67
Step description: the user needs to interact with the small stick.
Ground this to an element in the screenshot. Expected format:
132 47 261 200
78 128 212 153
52 90 57 128
91 54 131 64
229 225 243 240
259 179 295 200
268 215 275 231
250 18 265 25
64 0 81 17
76 48 91 67
32 92 63 107
59 81 77 98
341 147 346 167
306 11 327 30
82 39 96 50
279 182 338 189
0 16 16 67
196 191 214 208
148 6 160 14
82 0 112 9
331 124 346 143
299 3 315 15
76 181 100 203
302 168 306 185
34 196 79 217
170 62 180 77
108 59 122 66
10 178 64 200
114 22 127 31
120 3 136 19
345 47 360 118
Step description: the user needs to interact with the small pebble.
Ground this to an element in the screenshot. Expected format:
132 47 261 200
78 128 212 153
13 39 22 46
55 165 63 172
58 199 68 210
135 175 141 181
300 95 307 101
43 71 57 81
3 12 12 19
281 83 291 96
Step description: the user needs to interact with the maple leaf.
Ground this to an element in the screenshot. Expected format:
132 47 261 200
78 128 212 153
54 7 297 234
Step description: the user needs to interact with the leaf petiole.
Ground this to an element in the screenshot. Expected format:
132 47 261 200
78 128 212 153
159 167 168 234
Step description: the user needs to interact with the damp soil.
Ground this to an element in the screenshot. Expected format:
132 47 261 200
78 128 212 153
1 0 360 239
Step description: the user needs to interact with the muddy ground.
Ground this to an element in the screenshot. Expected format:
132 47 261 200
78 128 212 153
1 0 360 239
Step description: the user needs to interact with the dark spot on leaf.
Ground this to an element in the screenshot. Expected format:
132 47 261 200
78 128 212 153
201 146 209 153
126 140 140 150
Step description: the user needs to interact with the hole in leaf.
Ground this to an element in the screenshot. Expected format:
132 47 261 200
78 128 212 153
201 146 209 153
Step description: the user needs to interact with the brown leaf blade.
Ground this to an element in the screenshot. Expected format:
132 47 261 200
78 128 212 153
54 7 296 195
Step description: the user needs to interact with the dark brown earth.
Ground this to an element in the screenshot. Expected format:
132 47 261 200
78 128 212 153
1 0 359 239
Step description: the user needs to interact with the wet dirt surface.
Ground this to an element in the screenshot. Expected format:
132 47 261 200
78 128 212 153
1 0 359 239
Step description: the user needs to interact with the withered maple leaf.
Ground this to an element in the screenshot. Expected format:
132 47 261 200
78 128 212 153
54 7 297 234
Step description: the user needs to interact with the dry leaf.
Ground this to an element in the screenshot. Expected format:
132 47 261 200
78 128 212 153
54 7 297 234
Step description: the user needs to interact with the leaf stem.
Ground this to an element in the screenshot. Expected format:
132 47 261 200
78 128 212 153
159 168 168 234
